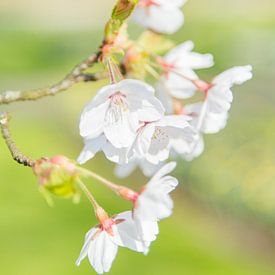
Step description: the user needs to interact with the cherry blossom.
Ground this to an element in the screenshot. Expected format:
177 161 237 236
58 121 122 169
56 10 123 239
197 65 253 114
172 65 253 161
79 79 165 152
118 162 178 242
132 0 187 34
134 162 178 220
158 41 214 99
76 209 156 274
129 115 197 164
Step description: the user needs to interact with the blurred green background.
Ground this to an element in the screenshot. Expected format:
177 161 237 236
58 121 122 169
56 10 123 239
1 0 275 274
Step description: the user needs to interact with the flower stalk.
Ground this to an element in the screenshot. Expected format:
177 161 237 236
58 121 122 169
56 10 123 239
76 179 101 210
77 167 121 194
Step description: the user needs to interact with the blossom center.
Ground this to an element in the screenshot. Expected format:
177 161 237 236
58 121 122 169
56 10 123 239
101 218 114 231
110 92 128 111
105 92 129 125
152 127 169 141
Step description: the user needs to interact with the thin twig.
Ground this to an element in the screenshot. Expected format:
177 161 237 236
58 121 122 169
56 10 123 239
0 53 105 105
0 112 34 167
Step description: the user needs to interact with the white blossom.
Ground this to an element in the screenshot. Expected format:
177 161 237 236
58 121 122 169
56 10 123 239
205 65 253 114
132 0 187 34
76 211 155 274
117 162 178 246
133 162 178 240
172 65 253 161
159 41 214 99
78 79 165 164
129 115 197 164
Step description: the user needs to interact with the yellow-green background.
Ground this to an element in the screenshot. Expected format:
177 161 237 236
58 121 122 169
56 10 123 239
1 0 275 274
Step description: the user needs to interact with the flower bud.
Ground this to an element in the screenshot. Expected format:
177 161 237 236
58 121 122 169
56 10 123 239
33 155 79 201
112 0 138 22
105 0 138 44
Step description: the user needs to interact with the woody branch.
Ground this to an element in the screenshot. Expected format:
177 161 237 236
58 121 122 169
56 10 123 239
0 52 107 105
0 112 34 167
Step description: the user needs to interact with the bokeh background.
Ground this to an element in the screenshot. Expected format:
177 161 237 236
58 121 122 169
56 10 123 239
1 0 275 274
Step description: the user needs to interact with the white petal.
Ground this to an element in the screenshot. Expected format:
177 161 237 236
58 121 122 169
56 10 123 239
139 159 162 177
133 162 179 222
121 79 165 122
75 227 98 267
104 109 138 148
133 123 156 157
164 73 197 99
213 65 253 87
165 41 214 70
202 112 228 134
102 142 129 164
132 5 184 34
177 52 214 70
147 126 170 161
145 146 170 165
179 135 205 161
165 41 194 62
112 211 148 253
134 217 159 244
207 85 233 113
155 82 174 114
135 190 173 220
114 161 138 178
127 93 165 122
77 135 106 164
116 79 155 97
87 231 118 274
186 102 229 134
156 115 191 128
149 162 177 183
79 100 110 138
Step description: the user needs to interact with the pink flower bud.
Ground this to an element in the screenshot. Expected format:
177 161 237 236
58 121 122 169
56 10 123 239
50 155 76 175
32 155 79 200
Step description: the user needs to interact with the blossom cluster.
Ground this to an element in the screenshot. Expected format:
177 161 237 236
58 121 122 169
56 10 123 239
76 162 178 274
32 1 253 274
78 3 252 178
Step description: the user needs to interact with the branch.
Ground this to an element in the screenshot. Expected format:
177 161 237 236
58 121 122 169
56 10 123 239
0 53 106 105
0 112 34 167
